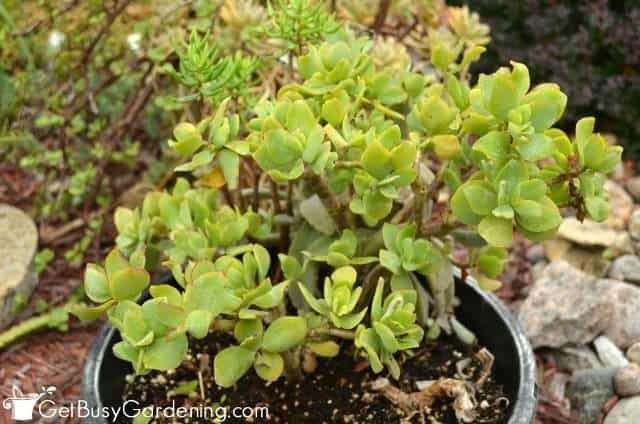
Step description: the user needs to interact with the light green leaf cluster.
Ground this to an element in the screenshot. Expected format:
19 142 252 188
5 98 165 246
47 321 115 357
115 178 271 267
444 62 621 246
163 30 259 103
379 223 443 278
307 229 377 267
249 98 336 182
169 99 250 189
75 244 293 379
298 266 367 330
260 0 341 56
355 279 424 379
540 118 622 222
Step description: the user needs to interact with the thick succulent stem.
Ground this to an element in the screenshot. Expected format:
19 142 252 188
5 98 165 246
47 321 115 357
303 171 345 229
0 307 70 351
309 327 355 340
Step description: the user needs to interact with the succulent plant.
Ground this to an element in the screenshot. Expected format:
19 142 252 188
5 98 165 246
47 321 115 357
74 13 620 391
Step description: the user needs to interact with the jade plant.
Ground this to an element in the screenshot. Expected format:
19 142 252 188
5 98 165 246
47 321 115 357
73 20 621 394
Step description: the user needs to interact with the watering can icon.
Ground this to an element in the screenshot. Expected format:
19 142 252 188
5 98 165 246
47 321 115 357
2 385 55 421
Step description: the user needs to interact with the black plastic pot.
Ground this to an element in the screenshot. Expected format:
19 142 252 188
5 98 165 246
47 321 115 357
82 276 536 423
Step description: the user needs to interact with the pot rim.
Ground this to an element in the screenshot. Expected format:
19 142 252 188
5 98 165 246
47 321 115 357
82 273 536 423
458 269 537 424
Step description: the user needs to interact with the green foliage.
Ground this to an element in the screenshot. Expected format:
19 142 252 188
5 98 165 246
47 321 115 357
355 279 424 379
71 5 621 392
261 0 341 56
379 223 443 277
298 266 367 330
163 30 259 104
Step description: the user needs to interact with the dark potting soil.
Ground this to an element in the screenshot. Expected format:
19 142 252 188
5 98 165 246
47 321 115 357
124 333 509 423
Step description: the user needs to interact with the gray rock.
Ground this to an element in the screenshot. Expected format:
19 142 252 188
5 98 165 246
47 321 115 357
554 345 604 373
568 368 618 424
614 364 640 397
608 255 640 283
603 281 640 349
0 204 38 329
604 180 633 230
543 238 610 277
629 209 640 241
525 244 545 263
604 396 640 424
519 262 614 348
557 218 633 254
530 260 549 282
626 343 640 364
625 176 640 201
519 261 640 349
595 336 630 368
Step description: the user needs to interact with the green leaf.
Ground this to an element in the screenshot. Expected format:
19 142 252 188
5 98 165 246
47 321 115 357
169 123 203 156
185 310 213 339
71 300 115 322
143 333 188 371
85 264 111 303
261 316 308 353
299 195 336 235
331 308 367 329
286 100 316 135
321 97 347 126
214 346 256 387
298 282 330 315
518 179 546 200
184 272 242 315
517 133 554 162
307 341 340 357
524 84 567 131
473 131 510 161
432 135 461 159
516 197 562 233
279 254 302 280
150 285 182 306
254 351 284 382
113 341 139 363
379 250 401 274
218 149 240 189
488 73 519 120
251 244 271 281
252 282 289 309
585 196 610 222
109 267 150 301
391 142 417 170
463 184 497 216
363 190 393 222
475 273 502 291
362 140 392 180
104 249 129 278
478 216 513 247
373 322 399 353
492 205 514 219
234 318 263 344
331 266 357 285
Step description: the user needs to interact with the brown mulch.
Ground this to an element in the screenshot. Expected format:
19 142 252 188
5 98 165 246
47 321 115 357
0 254 103 424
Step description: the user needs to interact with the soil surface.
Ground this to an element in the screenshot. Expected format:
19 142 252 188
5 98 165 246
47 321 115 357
124 333 509 423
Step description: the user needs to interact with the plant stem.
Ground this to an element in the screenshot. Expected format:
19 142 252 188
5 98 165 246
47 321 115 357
334 160 361 169
0 302 76 351
309 327 355 340
372 0 391 33
303 170 345 229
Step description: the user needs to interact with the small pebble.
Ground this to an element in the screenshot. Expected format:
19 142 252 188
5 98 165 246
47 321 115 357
626 342 640 364
614 363 640 396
